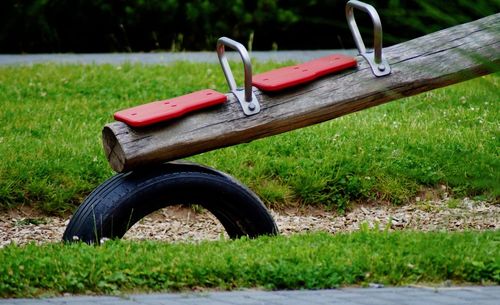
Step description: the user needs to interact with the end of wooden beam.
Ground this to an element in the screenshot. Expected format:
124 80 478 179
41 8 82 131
102 124 127 173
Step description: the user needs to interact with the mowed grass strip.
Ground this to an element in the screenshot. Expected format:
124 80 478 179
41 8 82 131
0 231 498 297
0 63 498 213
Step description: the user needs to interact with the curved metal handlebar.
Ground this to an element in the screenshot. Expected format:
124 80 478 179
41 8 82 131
346 0 391 77
216 37 260 115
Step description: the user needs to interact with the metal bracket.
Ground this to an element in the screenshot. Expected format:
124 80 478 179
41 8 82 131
346 0 391 77
216 37 260 116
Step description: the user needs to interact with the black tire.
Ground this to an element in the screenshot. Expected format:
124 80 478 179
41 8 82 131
63 161 278 243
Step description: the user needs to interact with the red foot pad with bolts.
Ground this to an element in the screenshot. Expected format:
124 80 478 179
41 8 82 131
114 89 227 127
252 54 357 91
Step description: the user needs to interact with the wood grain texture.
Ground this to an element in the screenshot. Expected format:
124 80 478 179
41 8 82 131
103 14 500 172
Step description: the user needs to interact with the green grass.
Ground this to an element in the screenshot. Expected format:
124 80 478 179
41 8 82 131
1 231 498 297
0 63 498 214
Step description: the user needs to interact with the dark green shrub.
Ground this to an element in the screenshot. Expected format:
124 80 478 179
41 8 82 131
1 0 498 53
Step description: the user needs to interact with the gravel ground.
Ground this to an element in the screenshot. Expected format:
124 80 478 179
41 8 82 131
1 197 498 248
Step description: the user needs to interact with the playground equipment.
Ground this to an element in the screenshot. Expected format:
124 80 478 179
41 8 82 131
63 1 500 243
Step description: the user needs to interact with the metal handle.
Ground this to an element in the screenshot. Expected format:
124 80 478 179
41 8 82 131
346 0 391 77
216 37 260 115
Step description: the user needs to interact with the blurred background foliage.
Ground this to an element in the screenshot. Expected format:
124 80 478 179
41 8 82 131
1 0 499 53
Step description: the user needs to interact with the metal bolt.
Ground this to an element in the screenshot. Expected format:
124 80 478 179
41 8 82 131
248 103 256 111
378 64 386 71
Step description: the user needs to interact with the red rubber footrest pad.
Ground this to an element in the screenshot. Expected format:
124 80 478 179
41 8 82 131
252 54 357 91
114 89 227 127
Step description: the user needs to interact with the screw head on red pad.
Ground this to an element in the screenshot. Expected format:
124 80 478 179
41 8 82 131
114 89 227 127
252 54 357 91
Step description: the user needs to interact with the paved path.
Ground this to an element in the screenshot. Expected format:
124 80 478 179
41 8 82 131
1 286 499 305
0 50 356 66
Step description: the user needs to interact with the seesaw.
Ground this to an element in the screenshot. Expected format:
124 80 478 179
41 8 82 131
64 1 499 243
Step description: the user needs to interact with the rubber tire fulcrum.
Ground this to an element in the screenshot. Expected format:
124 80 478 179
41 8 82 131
63 162 278 244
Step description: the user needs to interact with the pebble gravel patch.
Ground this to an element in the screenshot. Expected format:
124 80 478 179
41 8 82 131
1 198 498 248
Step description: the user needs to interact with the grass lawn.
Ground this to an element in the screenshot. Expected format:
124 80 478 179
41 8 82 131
0 63 498 214
0 63 498 298
1 231 498 297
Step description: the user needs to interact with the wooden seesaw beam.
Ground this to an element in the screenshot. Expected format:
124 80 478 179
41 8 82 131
103 13 499 173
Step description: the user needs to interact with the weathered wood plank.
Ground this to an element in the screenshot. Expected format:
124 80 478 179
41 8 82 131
103 14 500 172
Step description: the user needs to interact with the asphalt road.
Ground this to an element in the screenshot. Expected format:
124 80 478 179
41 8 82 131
0 50 357 66
1 286 499 305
